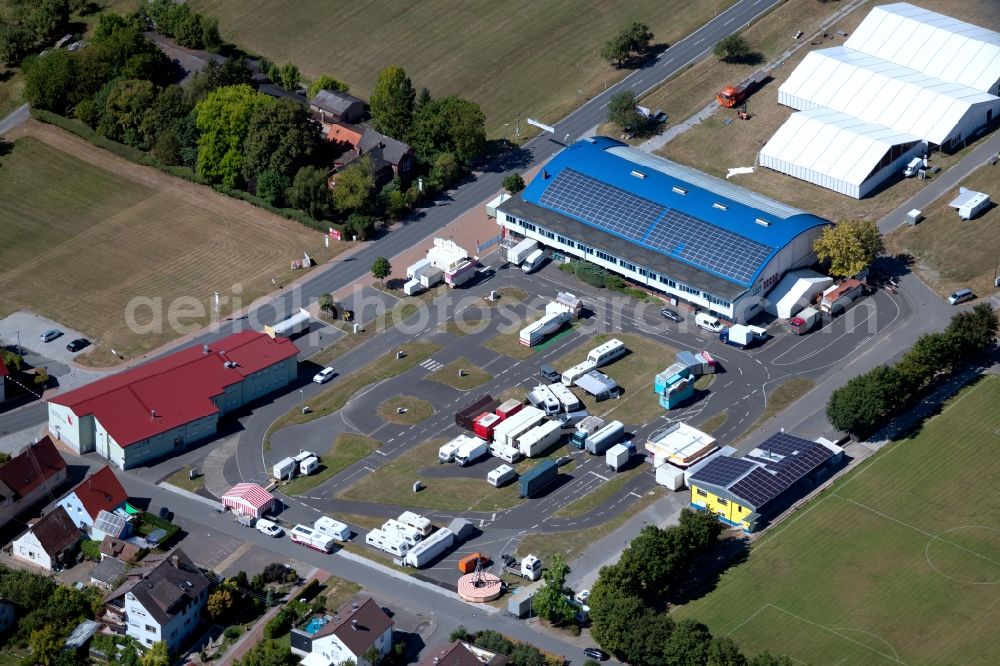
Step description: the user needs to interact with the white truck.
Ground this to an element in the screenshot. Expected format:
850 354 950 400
518 419 563 457
519 309 570 346
404 528 455 568
489 442 522 464
492 406 545 447
290 524 336 553
518 554 542 580
488 464 517 487
527 385 561 414
561 360 596 386
272 457 296 481
397 511 433 537
507 238 539 265
720 324 767 349
547 382 581 412
365 528 409 557
585 420 624 455
381 519 423 546
454 437 489 466
521 248 546 273
314 516 351 541
606 442 635 471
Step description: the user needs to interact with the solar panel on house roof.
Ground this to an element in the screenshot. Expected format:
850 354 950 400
644 209 774 284
690 456 757 488
94 510 127 537
537 168 774 285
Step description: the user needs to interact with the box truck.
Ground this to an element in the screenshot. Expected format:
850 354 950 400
571 416 606 448
397 511 433 537
496 399 523 419
489 442 522 464
527 385 561 414
517 419 563 457
606 441 635 471
314 516 351 541
273 457 296 481
790 307 819 335
720 324 767 349
455 394 499 430
507 238 538 265
454 437 489 466
547 383 581 412
473 412 502 440
492 406 545 447
404 528 455 568
585 421 624 455
488 464 517 487
519 460 558 498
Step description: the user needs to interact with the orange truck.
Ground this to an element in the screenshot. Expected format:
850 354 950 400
716 69 771 108
457 552 490 573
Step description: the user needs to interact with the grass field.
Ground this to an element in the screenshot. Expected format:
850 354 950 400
887 165 1000 300
752 377 815 430
553 464 647 519
553 332 676 424
320 575 362 612
651 0 1000 222
428 358 492 391
673 376 1000 665
377 395 434 425
166 467 204 493
0 128 327 362
191 0 735 136
280 433 379 496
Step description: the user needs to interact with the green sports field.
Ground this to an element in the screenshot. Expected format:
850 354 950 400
190 0 734 136
674 375 1000 665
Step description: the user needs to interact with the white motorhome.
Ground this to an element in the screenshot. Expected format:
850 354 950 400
381 519 423 546
290 524 336 553
561 360 597 386
489 442 522 464
527 385 561 414
587 338 626 367
398 511 433 537
314 516 351 541
488 464 517 487
547 383 581 412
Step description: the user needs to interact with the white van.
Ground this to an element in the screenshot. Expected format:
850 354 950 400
587 338 626 367
314 516 351 541
903 157 923 177
488 464 517 487
695 312 724 332
521 249 546 274
256 519 283 537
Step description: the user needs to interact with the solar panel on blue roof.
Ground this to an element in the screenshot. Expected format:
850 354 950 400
539 169 664 240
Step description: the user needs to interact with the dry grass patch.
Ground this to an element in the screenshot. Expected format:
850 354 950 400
165 467 204 494
0 130 330 362
749 377 815 434
553 464 647 519
377 395 434 425
698 410 729 435
280 433 380 496
320 575 362 612
428 358 493 391
886 165 1000 299
483 330 537 360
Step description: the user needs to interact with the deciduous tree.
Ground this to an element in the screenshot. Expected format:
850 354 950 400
288 166 333 220
195 84 273 187
662 619 713 666
242 97 320 181
812 218 884 278
410 96 486 163
607 90 642 130
331 156 377 214
236 639 296 666
279 63 300 91
308 74 350 99
370 65 415 139
371 257 391 286
99 78 157 147
207 587 234 621
256 170 290 207
140 640 170 666
707 636 748 666
503 172 525 194
714 34 752 63
22 49 74 113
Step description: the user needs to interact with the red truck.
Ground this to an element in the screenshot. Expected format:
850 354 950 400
716 69 771 108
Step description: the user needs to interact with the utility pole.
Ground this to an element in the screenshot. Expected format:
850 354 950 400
515 112 521 140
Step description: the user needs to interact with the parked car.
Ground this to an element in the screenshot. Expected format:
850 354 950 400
576 589 590 603
66 338 90 352
256 519 283 537
660 308 682 322
947 288 974 305
40 329 62 342
583 648 608 661
313 367 336 384
539 364 561 383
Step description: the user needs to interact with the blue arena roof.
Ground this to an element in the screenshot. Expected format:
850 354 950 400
516 137 829 288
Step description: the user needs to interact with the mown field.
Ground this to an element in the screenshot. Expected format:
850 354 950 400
0 126 324 363
190 0 735 136
673 376 1000 665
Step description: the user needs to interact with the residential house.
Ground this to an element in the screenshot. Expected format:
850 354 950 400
92 509 131 542
292 598 393 666
56 465 128 532
325 124 415 187
90 556 128 591
324 121 364 150
104 549 211 652
11 506 81 571
0 436 68 529
310 90 365 124
417 641 509 666
48 332 298 469
100 536 141 563
0 599 15 634
358 128 415 183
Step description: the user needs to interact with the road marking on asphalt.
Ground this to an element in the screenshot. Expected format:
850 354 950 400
694 38 704 45
420 358 444 372
724 17 734 25
589 471 610 481
630 492 642 499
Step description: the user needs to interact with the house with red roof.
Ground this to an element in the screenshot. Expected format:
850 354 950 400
56 465 129 531
0 436 68 529
47 331 298 469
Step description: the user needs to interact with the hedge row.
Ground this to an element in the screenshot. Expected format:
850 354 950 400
30 109 344 234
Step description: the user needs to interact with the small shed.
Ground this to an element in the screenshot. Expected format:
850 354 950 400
90 556 127 591
64 619 101 651
447 518 475 543
221 483 276 518
310 89 365 124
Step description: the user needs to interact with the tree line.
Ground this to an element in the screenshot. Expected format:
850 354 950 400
19 6 487 237
827 303 998 437
587 510 793 665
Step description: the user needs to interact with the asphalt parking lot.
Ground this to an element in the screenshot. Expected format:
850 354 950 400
0 310 94 363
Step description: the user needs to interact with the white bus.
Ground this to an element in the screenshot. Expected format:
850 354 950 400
290 524 336 553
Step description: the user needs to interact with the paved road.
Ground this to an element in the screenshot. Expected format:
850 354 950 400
0 103 29 136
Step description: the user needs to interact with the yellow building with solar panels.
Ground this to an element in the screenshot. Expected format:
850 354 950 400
689 433 842 532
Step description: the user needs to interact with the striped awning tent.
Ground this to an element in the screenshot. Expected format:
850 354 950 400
221 483 275 518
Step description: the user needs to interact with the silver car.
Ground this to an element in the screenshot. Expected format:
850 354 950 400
40 329 62 342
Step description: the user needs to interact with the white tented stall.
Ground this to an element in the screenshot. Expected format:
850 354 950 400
764 269 834 318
